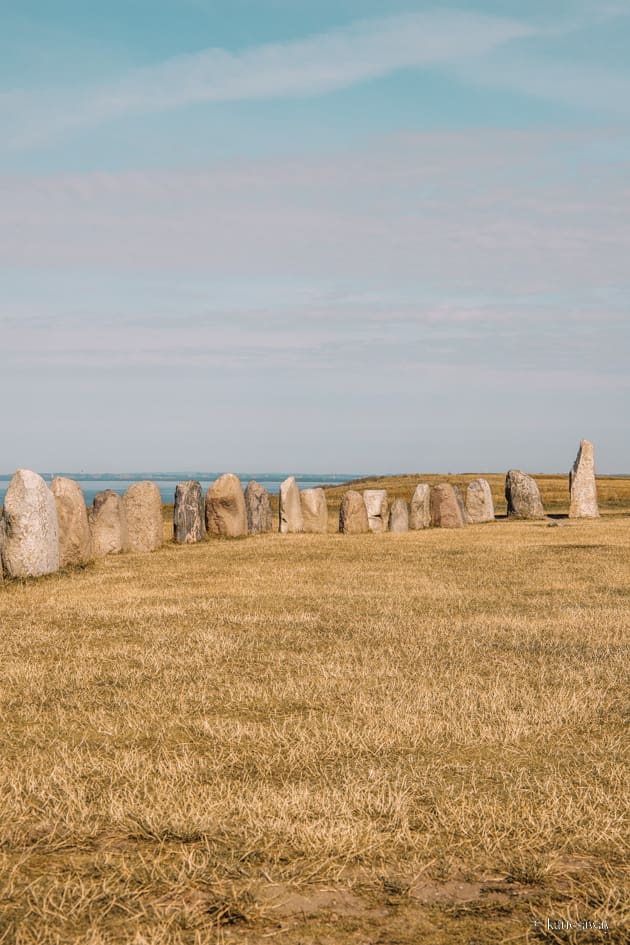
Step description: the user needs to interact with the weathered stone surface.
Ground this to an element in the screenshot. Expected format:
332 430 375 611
465 478 495 524
301 488 328 533
505 470 545 520
339 491 369 534
244 480 273 535
430 483 466 528
409 484 430 529
279 476 303 533
174 480 205 543
388 497 409 532
1 469 59 577
569 440 599 519
124 481 163 553
205 473 247 537
51 477 92 567
453 486 470 524
0 515 7 581
89 490 129 557
363 490 388 532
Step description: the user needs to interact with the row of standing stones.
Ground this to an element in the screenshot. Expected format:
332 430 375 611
0 440 599 582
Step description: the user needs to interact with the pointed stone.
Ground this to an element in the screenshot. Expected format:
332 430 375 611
363 490 388 532
205 473 247 537
244 480 273 535
174 480 205 544
51 477 92 567
1 469 59 577
339 491 369 534
465 478 495 524
409 484 430 529
388 498 409 532
124 481 163 553
430 483 466 528
301 488 328 533
279 476 303 533
505 470 545 520
89 490 129 557
569 440 599 519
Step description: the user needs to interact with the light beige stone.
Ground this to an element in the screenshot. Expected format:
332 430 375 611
51 477 92 567
205 473 247 537
505 470 545 519
300 488 328 533
89 490 129 557
124 481 163 553
279 476 303 533
174 480 205 544
569 440 599 519
409 484 430 529
363 489 388 532
465 478 495 524
1 469 59 577
245 481 273 534
388 497 409 532
339 491 369 534
430 483 466 528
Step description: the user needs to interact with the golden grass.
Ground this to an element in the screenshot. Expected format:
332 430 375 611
0 475 629 944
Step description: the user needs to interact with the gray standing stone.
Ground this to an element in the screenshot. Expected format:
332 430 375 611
205 473 248 538
453 486 470 524
388 498 409 532
279 476 303 533
409 484 430 529
301 488 328 533
430 483 466 528
51 477 92 567
89 490 129 557
505 470 545 520
363 490 388 532
124 481 163 553
339 491 369 534
1 469 59 577
174 480 205 543
569 440 599 519
244 480 273 535
465 478 495 524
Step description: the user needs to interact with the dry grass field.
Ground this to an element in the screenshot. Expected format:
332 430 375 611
0 475 629 944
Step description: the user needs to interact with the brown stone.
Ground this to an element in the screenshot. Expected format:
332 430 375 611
430 484 466 528
205 473 247 537
465 478 495 524
245 480 273 534
339 491 369 534
124 481 163 553
173 480 205 544
1 469 59 577
279 476 303 533
363 490 388 532
569 440 599 518
388 497 409 532
409 484 430 529
51 477 92 567
89 490 129 557
300 488 328 533
505 470 545 519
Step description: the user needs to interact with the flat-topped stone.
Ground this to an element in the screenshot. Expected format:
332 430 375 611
124 481 163 553
465 478 495 524
505 470 545 520
409 484 430 529
279 476 303 533
363 490 388 532
388 497 409 532
51 477 92 567
206 473 248 538
245 480 273 534
89 490 129 556
1 469 59 578
569 440 599 519
339 491 369 534
301 488 328 533
174 480 205 544
430 483 466 528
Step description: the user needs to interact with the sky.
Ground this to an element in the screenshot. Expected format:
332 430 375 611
1 1 629 473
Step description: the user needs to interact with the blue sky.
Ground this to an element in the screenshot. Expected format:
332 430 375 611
1 1 629 472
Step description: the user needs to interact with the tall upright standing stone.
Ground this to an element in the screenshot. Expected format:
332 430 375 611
174 480 205 543
89 490 129 557
279 476 303 533
339 491 369 534
51 477 92 567
409 484 430 529
1 469 59 577
205 473 248 537
465 478 495 524
244 481 273 534
363 490 388 532
388 498 409 532
569 440 599 519
300 488 328 533
505 470 545 520
124 481 163 553
430 483 466 528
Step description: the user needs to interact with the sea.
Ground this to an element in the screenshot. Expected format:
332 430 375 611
0 473 362 507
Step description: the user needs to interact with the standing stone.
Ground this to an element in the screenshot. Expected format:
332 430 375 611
301 488 328 533
569 440 599 519
244 480 273 535
363 490 388 533
0 516 5 581
339 491 369 534
279 476 303 533
205 473 247 538
174 480 205 544
453 486 470 524
1 469 59 577
505 470 545 520
388 498 409 532
409 484 431 529
124 481 163 553
430 483 466 528
89 490 129 557
51 477 92 567
465 478 495 524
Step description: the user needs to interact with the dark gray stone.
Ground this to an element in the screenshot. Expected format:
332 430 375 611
174 480 205 544
245 480 273 534
505 470 545 519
